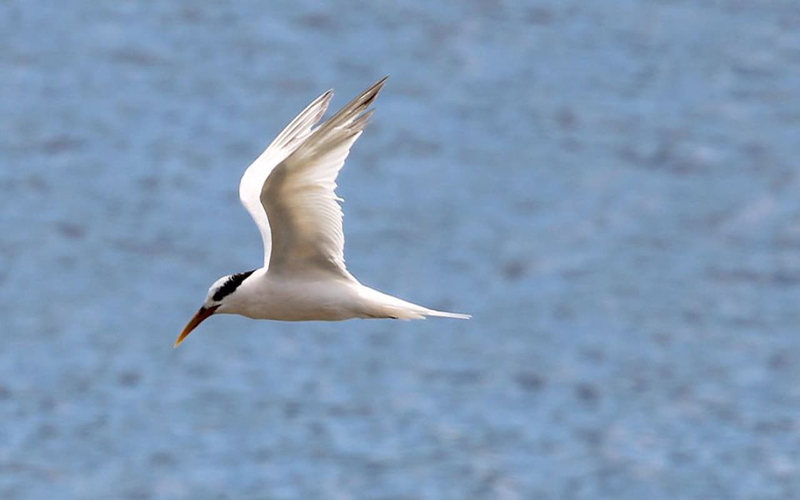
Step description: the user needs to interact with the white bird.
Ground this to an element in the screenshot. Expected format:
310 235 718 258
175 77 469 347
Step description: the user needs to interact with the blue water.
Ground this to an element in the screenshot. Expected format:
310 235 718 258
2 1 800 498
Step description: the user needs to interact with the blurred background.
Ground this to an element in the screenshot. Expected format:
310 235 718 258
2 1 800 498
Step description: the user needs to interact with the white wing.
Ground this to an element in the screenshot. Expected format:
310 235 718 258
260 77 388 277
239 89 333 266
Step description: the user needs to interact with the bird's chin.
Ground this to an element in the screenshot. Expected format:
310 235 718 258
174 305 219 348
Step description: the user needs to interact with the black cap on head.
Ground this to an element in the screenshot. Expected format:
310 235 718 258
212 270 255 302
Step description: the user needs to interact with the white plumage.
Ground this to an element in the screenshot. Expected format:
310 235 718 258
176 77 469 347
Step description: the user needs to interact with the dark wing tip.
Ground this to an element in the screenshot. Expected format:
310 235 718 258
356 76 389 110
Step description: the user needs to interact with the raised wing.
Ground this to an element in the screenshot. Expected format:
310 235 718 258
239 89 333 266
260 77 388 277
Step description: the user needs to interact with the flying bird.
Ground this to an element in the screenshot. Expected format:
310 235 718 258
176 77 469 347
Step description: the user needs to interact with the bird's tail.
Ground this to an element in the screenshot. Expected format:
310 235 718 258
358 286 471 320
422 309 472 320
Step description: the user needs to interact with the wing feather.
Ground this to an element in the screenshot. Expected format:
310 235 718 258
261 77 388 277
239 89 333 266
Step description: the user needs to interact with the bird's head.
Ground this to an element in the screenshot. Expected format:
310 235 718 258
174 270 256 348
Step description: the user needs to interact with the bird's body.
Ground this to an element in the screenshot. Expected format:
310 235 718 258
176 77 468 347
223 269 460 322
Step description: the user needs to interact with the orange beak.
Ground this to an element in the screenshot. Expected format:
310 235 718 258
174 305 219 348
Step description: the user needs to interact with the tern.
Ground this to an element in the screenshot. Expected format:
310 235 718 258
175 77 469 347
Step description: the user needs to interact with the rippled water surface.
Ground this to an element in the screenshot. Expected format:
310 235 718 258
2 1 800 498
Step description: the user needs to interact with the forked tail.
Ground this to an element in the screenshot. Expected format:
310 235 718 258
420 309 471 320
358 286 471 320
